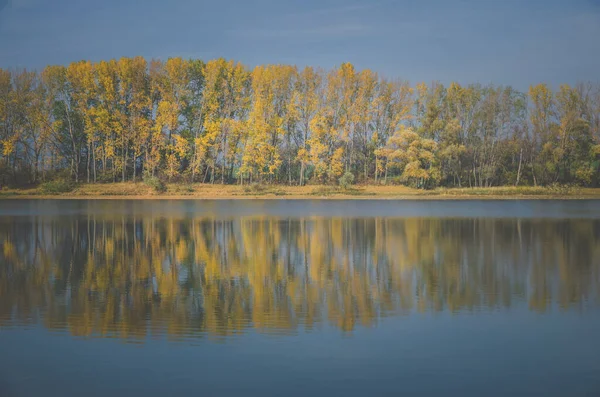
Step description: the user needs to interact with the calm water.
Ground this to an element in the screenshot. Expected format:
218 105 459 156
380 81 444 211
1 199 599 397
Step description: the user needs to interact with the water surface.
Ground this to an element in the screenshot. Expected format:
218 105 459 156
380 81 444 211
1 200 599 396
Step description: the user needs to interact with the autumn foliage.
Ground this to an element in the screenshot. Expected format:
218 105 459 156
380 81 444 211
0 58 599 188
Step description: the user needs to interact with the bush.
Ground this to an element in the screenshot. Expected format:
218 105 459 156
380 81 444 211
40 179 75 194
143 175 167 193
547 183 573 195
338 172 355 189
97 172 116 183
243 182 267 194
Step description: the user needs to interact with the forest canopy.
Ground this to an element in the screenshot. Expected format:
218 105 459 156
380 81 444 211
0 57 599 188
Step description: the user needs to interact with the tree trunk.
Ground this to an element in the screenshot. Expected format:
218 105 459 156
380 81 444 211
288 155 292 186
221 158 226 185
87 142 91 183
374 155 378 184
515 147 523 187
93 145 97 183
530 156 537 187
384 162 388 185
122 145 128 182
202 165 210 183
65 104 78 182
132 149 136 182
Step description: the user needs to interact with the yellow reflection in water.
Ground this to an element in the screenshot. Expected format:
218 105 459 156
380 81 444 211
0 215 599 341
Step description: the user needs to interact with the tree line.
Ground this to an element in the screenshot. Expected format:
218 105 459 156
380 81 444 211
1 57 599 188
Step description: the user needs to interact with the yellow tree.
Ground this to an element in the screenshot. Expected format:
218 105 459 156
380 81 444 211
327 63 357 174
218 61 249 184
146 60 165 177
241 65 287 182
382 125 439 188
196 59 226 183
351 69 378 181
273 65 297 185
440 82 477 187
242 66 276 181
372 79 413 183
181 59 206 183
95 60 121 180
148 58 192 180
306 63 356 184
291 67 322 185
67 61 96 182
198 59 249 184
307 113 344 182
117 57 151 182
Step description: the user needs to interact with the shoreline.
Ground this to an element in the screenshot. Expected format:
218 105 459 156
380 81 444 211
1 196 598 200
1 183 599 200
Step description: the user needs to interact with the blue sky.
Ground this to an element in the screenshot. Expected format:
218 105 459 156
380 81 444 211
0 0 599 88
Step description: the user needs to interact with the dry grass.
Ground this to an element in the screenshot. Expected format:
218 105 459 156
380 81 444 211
1 183 599 200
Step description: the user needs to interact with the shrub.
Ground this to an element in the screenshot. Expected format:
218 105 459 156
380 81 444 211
40 179 75 194
338 172 355 189
143 175 167 193
97 172 116 183
243 182 267 194
547 183 573 195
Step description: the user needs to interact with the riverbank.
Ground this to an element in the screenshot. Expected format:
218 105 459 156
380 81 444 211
1 183 599 199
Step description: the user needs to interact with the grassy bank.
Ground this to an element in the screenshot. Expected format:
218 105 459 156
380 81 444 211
1 183 600 199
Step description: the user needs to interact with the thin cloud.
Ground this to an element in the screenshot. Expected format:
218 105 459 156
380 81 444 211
227 23 372 40
283 3 374 19
229 2 377 41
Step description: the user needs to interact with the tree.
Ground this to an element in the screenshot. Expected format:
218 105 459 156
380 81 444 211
373 79 413 183
528 83 557 185
199 59 249 184
42 65 86 182
382 125 439 188
95 60 121 181
555 85 595 184
0 57 598 189
117 56 152 182
291 66 322 186
67 61 96 182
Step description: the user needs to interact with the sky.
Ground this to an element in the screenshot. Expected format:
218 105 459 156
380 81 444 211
0 0 599 89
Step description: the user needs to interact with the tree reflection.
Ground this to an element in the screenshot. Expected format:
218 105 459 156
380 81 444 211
1 214 598 341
